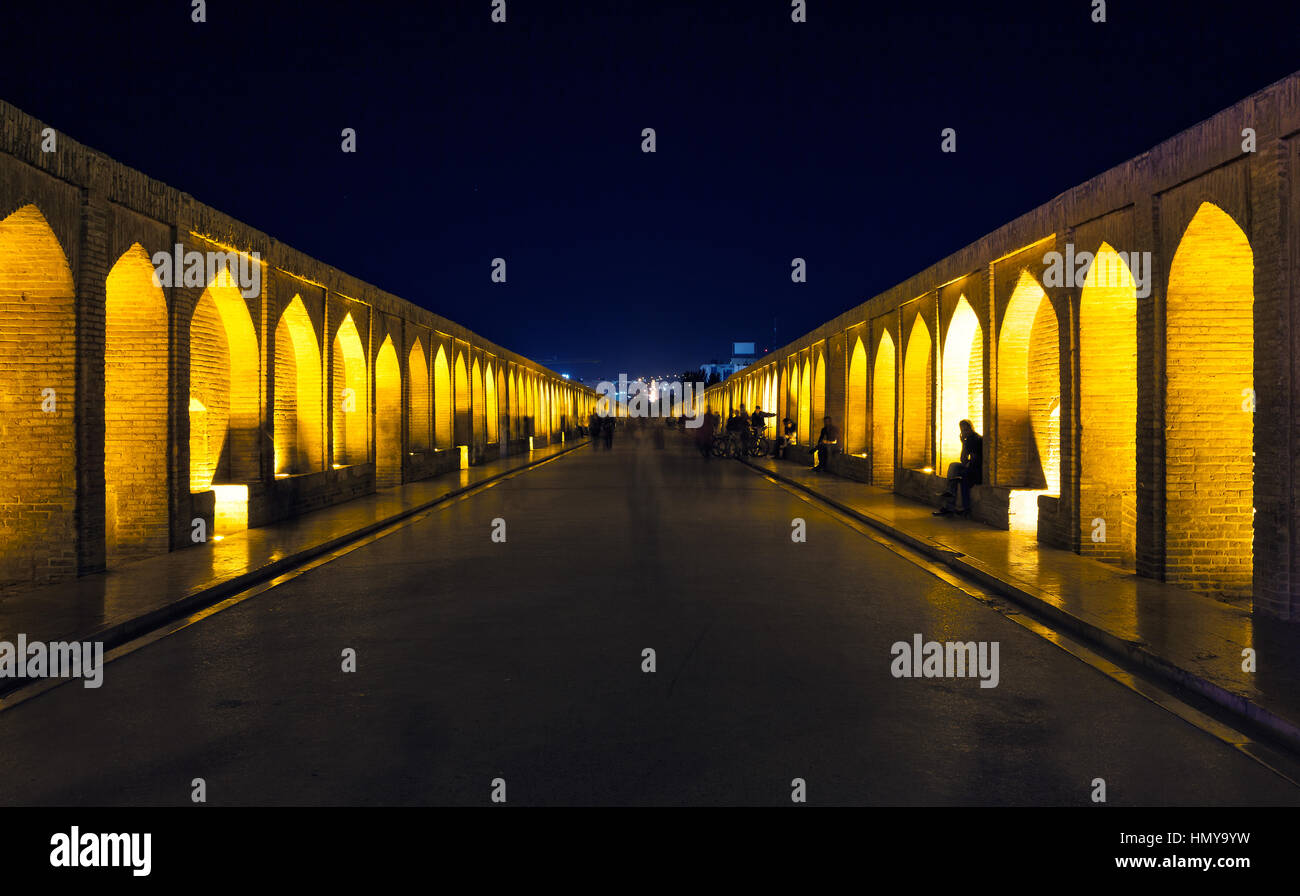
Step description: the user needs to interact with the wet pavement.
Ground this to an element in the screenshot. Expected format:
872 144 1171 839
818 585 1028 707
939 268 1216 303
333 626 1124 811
743 453 1300 749
0 433 1294 805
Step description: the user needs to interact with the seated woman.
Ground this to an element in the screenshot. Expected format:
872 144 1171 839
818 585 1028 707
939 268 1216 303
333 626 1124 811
933 419 983 516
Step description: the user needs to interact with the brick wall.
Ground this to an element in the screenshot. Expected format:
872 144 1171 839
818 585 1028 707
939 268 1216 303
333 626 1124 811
104 244 169 563
0 204 78 588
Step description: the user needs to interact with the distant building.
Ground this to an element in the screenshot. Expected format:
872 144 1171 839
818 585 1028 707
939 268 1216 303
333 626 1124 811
701 342 757 382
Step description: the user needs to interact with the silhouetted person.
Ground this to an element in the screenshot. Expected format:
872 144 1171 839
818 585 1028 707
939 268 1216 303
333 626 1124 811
776 417 796 459
603 417 614 449
590 411 602 450
811 416 839 471
696 407 719 459
751 406 773 435
934 419 983 516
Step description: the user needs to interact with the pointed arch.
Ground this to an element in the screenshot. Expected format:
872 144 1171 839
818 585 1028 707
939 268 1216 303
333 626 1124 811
902 315 932 470
408 338 431 452
997 271 1058 492
375 336 402 487
1165 202 1253 597
496 365 507 442
872 330 896 486
434 344 452 449
331 312 368 466
471 357 484 442
273 295 323 476
0 205 77 586
940 297 983 469
799 359 812 443
191 266 259 490
105 243 170 564
485 362 499 443
787 360 800 436
847 336 868 454
1080 244 1137 567
454 352 470 444
812 352 826 431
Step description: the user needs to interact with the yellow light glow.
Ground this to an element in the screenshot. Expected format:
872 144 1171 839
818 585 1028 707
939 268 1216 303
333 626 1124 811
211 484 248 536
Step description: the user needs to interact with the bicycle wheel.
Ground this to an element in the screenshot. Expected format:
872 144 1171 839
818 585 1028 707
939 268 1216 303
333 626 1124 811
711 436 727 457
752 436 770 456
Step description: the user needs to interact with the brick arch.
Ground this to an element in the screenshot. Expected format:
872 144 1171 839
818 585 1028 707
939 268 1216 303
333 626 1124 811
872 329 896 486
787 359 799 435
331 312 367 466
997 270 1058 491
509 369 519 436
1080 243 1137 567
434 344 452 448
812 351 826 432
845 337 867 453
485 362 499 443
940 296 983 469
106 243 170 565
375 335 402 487
902 315 932 470
472 357 484 442
1165 201 1253 598
496 365 506 440
454 352 470 444
273 295 323 476
0 204 77 586
191 267 259 491
778 367 787 431
408 337 431 452
799 358 811 443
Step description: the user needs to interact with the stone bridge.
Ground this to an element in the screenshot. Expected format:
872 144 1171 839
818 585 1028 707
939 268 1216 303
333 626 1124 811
709 70 1300 620
0 100 595 591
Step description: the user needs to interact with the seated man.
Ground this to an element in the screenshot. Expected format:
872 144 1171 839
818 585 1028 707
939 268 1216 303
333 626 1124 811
934 419 983 516
810 416 839 471
775 417 796 459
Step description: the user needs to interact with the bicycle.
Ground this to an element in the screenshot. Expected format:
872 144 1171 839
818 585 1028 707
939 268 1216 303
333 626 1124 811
711 430 740 458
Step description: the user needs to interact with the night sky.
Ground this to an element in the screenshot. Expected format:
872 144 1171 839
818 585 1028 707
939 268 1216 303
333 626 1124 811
3 0 1298 385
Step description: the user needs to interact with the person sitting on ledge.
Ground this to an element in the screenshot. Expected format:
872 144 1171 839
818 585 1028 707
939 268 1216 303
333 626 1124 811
811 416 839 471
934 419 983 517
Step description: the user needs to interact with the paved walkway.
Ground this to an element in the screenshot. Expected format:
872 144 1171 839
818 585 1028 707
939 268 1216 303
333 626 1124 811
0 440 585 677
741 453 1300 751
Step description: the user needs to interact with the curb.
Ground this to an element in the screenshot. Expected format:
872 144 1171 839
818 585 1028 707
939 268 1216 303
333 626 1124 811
0 440 589 698
739 456 1300 754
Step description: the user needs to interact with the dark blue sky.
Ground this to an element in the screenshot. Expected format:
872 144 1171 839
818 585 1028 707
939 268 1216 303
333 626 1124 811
4 0 1298 384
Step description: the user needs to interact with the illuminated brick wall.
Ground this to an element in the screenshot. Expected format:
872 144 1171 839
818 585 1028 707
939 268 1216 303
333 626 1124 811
375 337 401 487
0 101 590 593
104 245 169 564
901 316 932 470
703 71 1300 617
1079 243 1138 567
0 205 77 587
408 338 431 452
1165 202 1254 598
871 328 895 486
